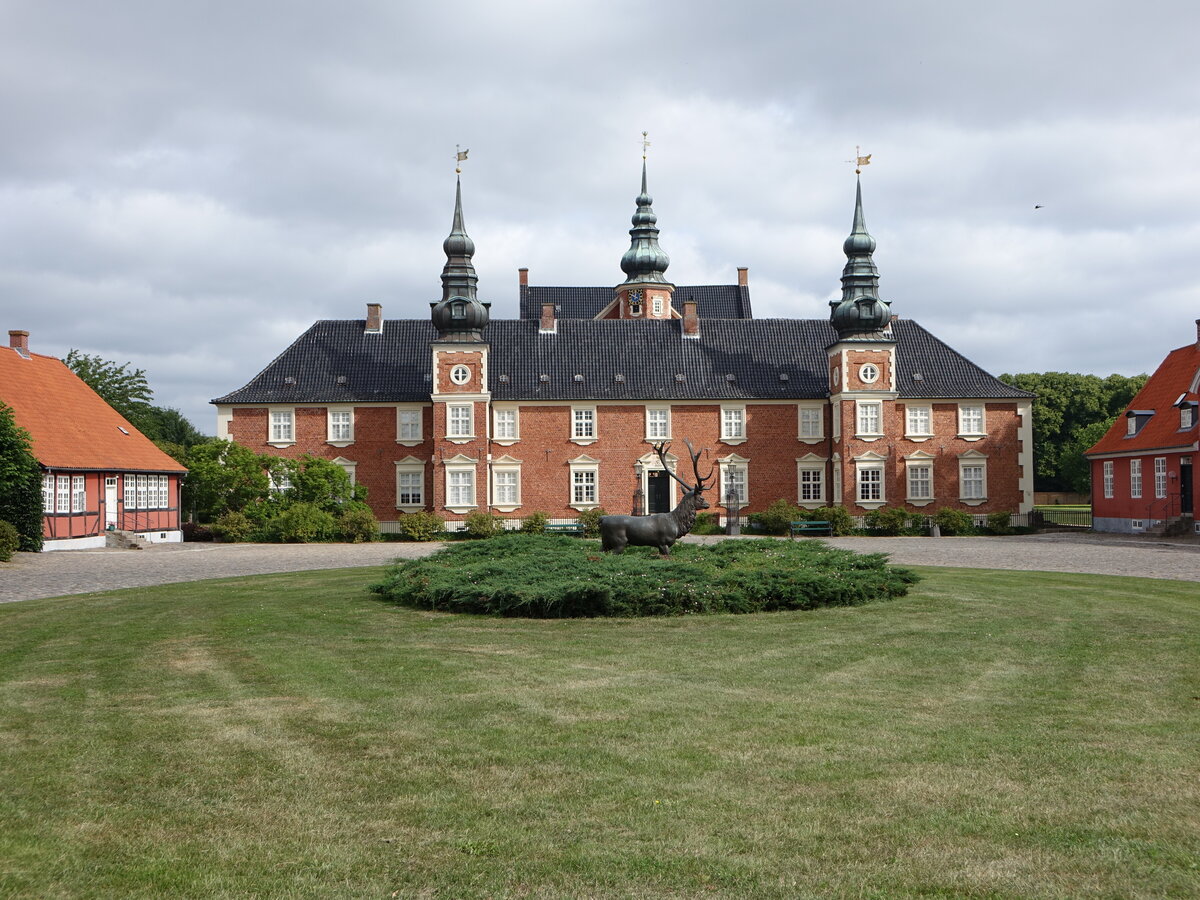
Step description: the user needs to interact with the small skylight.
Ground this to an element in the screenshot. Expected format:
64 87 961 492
498 374 510 383
725 374 736 382
336 375 347 385
118 426 129 435
778 373 789 382
423 373 432 382
284 376 297 385
573 374 584 382
675 374 685 383
614 374 625 383
912 373 924 382
539 374 550 382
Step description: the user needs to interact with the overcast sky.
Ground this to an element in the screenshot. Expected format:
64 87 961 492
3 0 1198 433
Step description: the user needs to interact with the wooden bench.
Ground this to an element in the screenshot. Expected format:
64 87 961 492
790 520 832 538
544 522 585 536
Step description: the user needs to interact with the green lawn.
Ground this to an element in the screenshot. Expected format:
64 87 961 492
1 564 1197 898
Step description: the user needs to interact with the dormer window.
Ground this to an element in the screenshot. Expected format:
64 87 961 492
1125 409 1154 437
451 301 467 320
1175 397 1197 430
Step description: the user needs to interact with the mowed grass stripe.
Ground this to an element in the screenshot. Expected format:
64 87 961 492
1 565 1197 898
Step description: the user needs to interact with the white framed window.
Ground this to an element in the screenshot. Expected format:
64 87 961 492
856 400 883 438
397 407 423 443
797 455 826 506
156 475 168 508
123 474 136 510
1130 459 1142 498
449 364 471 386
42 474 54 512
652 295 664 316
394 457 426 509
270 409 295 444
646 407 670 440
719 456 749 506
328 408 353 444
1126 416 1138 436
493 470 519 508
958 452 988 504
572 407 596 442
859 363 880 384
958 405 985 438
832 455 843 504
905 405 932 438
71 475 85 513
721 406 746 442
444 456 478 513
56 475 70 513
907 463 933 502
568 456 600 509
1154 457 1167 499
857 466 883 503
494 408 518 442
447 403 473 439
137 475 147 509
1103 460 1114 499
1182 407 1195 430
798 406 823 440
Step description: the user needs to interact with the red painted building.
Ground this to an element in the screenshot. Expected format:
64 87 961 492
1 330 187 550
215 169 1034 528
1086 321 1200 534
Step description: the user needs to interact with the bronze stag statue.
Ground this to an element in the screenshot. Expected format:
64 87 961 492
600 440 715 556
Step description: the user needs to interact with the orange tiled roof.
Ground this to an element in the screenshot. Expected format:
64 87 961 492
0 346 186 472
1086 342 1200 456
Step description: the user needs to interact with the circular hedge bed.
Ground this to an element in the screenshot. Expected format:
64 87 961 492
371 535 918 618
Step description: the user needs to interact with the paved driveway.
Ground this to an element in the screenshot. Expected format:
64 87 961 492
2 532 1198 605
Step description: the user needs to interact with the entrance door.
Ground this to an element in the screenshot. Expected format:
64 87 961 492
647 471 671 514
105 477 118 528
1181 460 1193 515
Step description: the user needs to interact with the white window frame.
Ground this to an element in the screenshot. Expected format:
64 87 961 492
71 475 86 513
136 475 148 510
491 466 521 512
855 400 883 439
718 455 749 506
493 407 519 444
1103 460 1114 499
42 474 54 512
449 364 471 386
444 455 478 513
1182 407 1195 430
1154 457 1167 499
905 451 937 506
905 405 933 440
447 403 474 440
1130 459 1142 499
798 405 823 441
568 455 600 510
269 408 295 446
832 454 843 505
327 407 354 445
646 407 671 441
329 456 357 487
721 406 746 443
571 407 597 443
56 475 70 514
123 474 136 510
856 464 884 506
796 454 827 508
397 407 423 445
958 404 985 440
394 457 426 510
958 451 988 505
859 363 880 384
652 295 664 316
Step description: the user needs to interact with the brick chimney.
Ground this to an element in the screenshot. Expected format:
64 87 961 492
540 302 557 334
9 329 29 352
682 297 700 338
1195 318 1200 349
737 267 749 287
519 268 529 287
365 303 383 334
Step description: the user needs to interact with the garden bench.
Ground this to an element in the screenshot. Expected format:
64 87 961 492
790 520 832 538
544 523 585 536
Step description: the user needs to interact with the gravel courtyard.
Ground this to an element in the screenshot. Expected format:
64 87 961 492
2 531 1198 604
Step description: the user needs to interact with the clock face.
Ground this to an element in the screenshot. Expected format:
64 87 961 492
629 290 642 304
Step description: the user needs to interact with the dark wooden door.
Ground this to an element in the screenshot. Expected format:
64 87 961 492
647 471 671 514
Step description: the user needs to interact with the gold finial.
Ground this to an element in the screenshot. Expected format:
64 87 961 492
641 131 651 160
455 144 469 174
846 145 871 175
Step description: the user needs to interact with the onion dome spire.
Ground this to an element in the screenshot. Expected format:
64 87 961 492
432 171 489 341
619 158 671 285
830 174 891 338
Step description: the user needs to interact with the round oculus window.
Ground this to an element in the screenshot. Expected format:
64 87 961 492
859 363 880 384
832 367 841 386
449 365 471 385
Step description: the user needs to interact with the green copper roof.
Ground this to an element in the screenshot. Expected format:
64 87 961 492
830 175 891 339
432 175 489 340
619 159 672 286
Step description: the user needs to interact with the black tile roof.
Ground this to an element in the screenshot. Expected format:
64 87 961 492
520 284 752 319
213 317 1032 405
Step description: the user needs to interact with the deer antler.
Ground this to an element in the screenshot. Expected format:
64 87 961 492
682 438 716 493
653 441 694 493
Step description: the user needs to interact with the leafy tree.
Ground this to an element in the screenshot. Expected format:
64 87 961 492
999 371 1148 492
183 440 271 522
0 403 44 551
1059 420 1112 495
277 455 365 512
64 350 154 431
143 406 207 447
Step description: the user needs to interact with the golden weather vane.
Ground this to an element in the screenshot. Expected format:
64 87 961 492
641 131 651 160
846 145 871 175
455 144 469 174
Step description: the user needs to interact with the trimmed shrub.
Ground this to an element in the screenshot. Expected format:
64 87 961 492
339 505 379 543
0 520 20 561
577 507 608 537
372 535 919 618
865 506 912 536
396 511 445 542
181 522 215 542
692 512 722 535
934 507 975 536
271 502 337 543
519 511 549 534
464 510 503 538
986 510 1014 535
212 510 255 543
749 498 804 535
805 506 855 536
